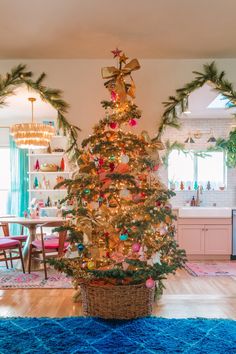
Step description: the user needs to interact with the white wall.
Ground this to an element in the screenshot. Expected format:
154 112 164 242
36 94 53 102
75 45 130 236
0 58 236 142
1 58 236 205
159 118 236 207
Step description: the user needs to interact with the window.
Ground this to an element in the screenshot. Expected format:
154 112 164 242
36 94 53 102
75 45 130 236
168 150 226 191
0 147 10 214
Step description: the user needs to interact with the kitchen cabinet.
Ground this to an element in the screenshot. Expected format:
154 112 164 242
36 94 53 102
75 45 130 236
178 218 232 259
178 224 204 254
204 225 231 254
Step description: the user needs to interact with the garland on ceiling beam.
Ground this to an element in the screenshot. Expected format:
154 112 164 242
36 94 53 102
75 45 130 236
0 64 81 161
158 62 236 139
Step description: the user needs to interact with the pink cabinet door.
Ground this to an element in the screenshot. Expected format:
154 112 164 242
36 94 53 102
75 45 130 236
178 225 205 254
204 225 232 255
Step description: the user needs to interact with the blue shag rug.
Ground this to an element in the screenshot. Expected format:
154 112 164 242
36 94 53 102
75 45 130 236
0 317 236 353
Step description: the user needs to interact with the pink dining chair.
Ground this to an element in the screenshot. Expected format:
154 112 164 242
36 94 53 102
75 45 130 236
0 222 28 245
0 222 28 268
0 238 25 272
28 223 69 279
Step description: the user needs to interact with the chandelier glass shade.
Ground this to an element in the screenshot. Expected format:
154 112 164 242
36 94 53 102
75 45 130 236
10 97 55 149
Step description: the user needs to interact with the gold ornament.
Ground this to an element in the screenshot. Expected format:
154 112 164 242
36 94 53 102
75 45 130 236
87 261 95 270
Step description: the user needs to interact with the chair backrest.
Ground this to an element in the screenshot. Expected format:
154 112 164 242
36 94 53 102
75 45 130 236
0 223 10 236
58 230 68 257
39 222 67 258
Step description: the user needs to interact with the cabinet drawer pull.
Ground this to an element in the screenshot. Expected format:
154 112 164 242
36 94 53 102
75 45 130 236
205 228 208 231
202 228 204 231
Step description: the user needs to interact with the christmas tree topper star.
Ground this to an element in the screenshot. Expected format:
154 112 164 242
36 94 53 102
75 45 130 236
111 48 122 58
119 53 129 64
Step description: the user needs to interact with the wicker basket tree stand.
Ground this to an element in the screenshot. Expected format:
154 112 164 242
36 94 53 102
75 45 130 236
80 282 155 320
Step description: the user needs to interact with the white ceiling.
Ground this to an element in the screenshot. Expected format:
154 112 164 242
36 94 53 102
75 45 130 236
185 84 236 119
1 0 236 59
0 87 57 126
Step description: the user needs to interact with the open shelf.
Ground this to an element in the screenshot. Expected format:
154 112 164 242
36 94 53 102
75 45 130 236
27 153 65 157
28 171 70 174
28 189 67 192
40 206 58 210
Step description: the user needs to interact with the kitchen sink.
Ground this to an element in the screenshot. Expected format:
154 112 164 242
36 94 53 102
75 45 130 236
178 207 232 218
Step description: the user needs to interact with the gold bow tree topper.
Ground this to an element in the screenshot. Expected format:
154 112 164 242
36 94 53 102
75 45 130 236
102 52 140 103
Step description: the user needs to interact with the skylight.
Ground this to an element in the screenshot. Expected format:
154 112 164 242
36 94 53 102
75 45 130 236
208 93 234 109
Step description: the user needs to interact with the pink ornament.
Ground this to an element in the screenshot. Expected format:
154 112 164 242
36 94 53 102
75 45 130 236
129 119 137 127
153 165 159 171
146 278 155 288
160 227 167 236
132 243 141 252
109 122 117 129
111 90 117 102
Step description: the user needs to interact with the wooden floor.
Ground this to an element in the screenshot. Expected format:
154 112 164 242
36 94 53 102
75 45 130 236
1 269 236 318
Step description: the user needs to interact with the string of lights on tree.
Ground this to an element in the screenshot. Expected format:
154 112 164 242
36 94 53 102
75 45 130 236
51 49 186 295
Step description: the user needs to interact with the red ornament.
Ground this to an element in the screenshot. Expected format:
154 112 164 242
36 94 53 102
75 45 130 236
109 122 117 129
111 48 122 58
156 201 162 207
109 162 115 172
106 251 110 258
129 119 137 127
104 232 109 238
141 192 146 198
153 165 159 171
98 158 104 166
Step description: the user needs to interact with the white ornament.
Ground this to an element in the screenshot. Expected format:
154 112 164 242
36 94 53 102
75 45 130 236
152 252 162 265
122 262 129 271
120 188 130 198
147 259 153 266
120 154 129 163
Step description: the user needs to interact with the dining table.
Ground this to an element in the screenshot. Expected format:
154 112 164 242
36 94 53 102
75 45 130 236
0 216 65 270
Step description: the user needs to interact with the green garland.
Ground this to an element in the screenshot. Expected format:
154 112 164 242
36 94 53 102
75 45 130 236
0 64 81 161
162 140 209 167
209 131 236 168
159 62 236 168
158 62 236 138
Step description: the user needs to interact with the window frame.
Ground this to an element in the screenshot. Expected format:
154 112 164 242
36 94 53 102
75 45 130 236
0 146 11 215
168 149 227 190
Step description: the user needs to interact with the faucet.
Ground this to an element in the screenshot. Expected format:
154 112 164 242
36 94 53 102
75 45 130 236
195 186 202 207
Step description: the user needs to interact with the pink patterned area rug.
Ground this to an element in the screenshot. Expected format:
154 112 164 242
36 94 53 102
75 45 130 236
185 261 236 277
0 267 72 288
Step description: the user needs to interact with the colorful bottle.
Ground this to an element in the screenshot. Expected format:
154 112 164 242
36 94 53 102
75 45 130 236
60 158 65 171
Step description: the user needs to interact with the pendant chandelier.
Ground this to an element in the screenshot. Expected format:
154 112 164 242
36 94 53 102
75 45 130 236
10 97 55 149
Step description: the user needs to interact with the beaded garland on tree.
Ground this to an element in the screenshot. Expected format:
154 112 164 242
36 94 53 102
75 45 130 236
51 50 186 295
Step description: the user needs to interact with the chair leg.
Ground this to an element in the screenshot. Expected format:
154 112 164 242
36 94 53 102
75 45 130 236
41 248 48 280
3 251 8 269
18 245 25 273
28 244 33 274
9 252 13 268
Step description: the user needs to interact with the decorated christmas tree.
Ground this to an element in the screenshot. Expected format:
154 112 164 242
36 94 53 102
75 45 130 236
52 49 185 300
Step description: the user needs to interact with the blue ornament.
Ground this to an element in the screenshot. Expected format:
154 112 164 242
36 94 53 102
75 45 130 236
77 243 84 252
120 234 128 241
